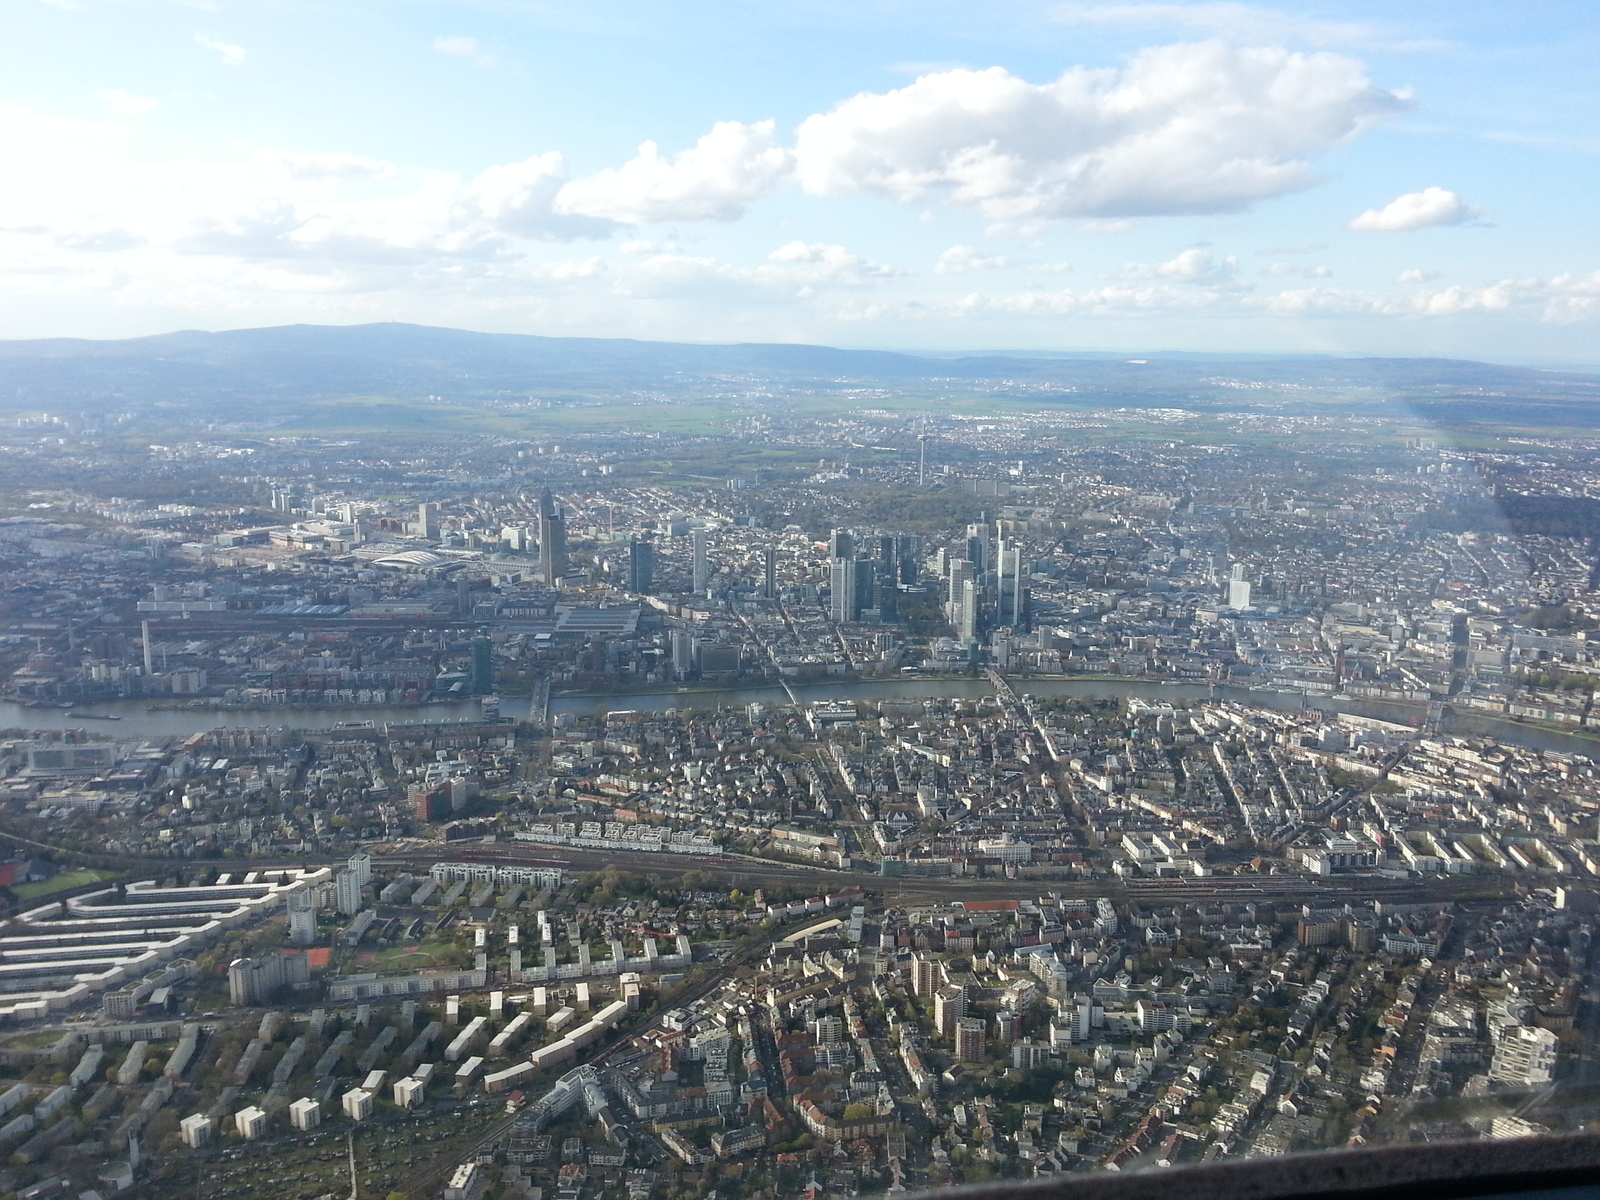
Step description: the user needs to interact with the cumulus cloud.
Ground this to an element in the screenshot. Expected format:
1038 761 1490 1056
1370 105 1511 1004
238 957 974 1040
92 90 159 118
553 121 793 224
194 33 246 66
1119 248 1240 284
1397 267 1439 283
793 44 1408 220
766 241 904 280
935 244 1013 274
1348 187 1476 232
432 36 497 68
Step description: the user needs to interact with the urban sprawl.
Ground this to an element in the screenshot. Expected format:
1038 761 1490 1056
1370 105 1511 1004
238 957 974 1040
0 399 1594 1200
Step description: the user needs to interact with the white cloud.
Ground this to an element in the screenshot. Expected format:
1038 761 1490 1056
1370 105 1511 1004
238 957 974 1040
1119 248 1240 284
793 44 1407 220
194 33 246 66
766 241 904 280
935 244 1013 274
1052 3 1372 48
1397 267 1439 283
554 121 793 225
91 90 159 118
432 36 497 69
1348 187 1476 232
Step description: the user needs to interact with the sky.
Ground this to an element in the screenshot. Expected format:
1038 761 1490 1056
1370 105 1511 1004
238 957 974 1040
3 0 1599 361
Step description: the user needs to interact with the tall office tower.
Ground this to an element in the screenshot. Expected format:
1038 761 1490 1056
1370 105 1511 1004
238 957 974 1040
470 636 493 695
691 528 709 594
1228 578 1252 609
878 535 895 575
959 578 980 641
898 534 921 585
946 559 973 623
671 630 694 676
762 543 777 599
347 852 372 887
830 555 859 623
965 521 991 575
829 528 855 560
628 536 655 594
854 557 876 617
418 502 440 540
877 573 899 622
537 488 567 587
1010 543 1027 629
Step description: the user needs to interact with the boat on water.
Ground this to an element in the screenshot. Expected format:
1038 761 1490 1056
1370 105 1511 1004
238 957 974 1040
75 713 121 720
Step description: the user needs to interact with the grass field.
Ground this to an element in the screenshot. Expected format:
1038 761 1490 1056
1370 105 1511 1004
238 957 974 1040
15 868 119 901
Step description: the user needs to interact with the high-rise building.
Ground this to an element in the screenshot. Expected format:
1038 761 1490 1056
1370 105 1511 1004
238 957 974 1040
828 529 855 560
955 1018 987 1063
947 559 972 621
287 888 317 947
897 534 921 585
877 573 899 622
935 986 967 1037
289 1098 321 1131
410 782 449 822
1490 1024 1558 1086
691 528 709 594
910 953 938 998
537 488 567 587
628 537 655 594
854 557 876 617
1228 579 1253 609
830 556 858 623
228 950 310 1006
347 853 372 887
671 630 693 677
470 636 493 695
334 869 364 916
417 502 440 540
762 543 777 599
958 578 979 641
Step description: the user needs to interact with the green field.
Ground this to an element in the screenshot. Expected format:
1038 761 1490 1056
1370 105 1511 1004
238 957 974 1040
15 869 120 901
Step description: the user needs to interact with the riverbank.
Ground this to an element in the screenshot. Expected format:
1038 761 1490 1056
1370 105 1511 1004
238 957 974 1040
2 677 1598 760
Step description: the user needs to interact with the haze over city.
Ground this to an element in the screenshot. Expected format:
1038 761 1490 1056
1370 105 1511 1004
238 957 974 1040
2 0 1598 360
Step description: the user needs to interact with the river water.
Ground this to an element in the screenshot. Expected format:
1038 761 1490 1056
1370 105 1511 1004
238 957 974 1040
2 678 1594 758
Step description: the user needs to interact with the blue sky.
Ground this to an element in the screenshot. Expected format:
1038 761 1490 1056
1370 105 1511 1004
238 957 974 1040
3 0 1598 361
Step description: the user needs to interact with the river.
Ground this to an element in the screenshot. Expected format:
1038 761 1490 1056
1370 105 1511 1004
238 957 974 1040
0 677 1593 757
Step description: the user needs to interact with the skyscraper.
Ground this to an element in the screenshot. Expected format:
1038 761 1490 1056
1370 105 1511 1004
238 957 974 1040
830 555 858 623
470 635 493 695
628 536 655 594
959 578 979 640
691 528 709 594
418 502 440 540
762 543 777 599
537 488 567 587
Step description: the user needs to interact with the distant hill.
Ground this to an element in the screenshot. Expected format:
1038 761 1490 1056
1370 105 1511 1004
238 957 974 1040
0 322 1596 417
